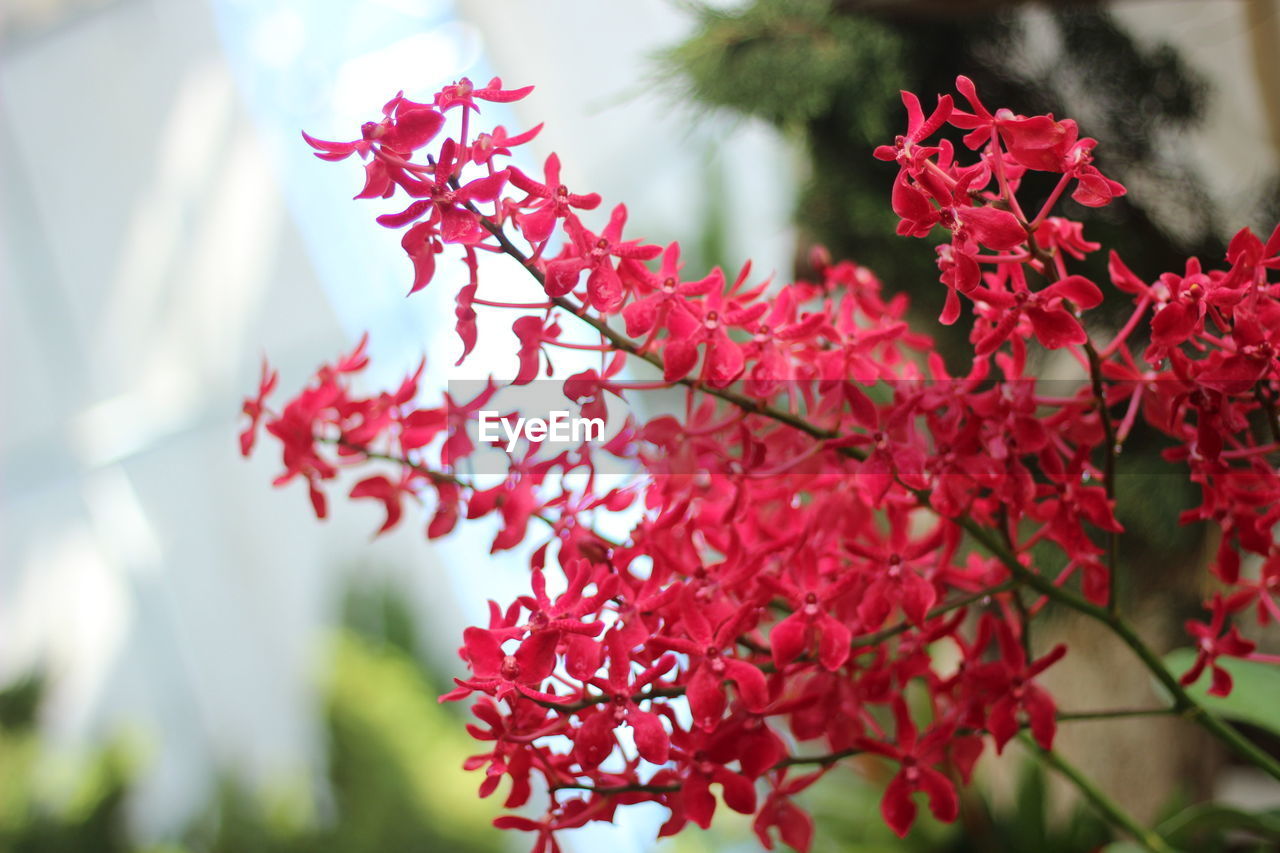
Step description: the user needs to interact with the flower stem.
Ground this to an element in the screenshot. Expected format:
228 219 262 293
1083 340 1121 615
1019 734 1175 853
850 580 1019 650
322 437 625 548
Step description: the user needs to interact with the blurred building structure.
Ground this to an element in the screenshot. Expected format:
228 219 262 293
0 0 791 848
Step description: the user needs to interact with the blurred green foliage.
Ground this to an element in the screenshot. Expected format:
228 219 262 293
0 676 132 853
0 585 503 853
185 631 503 853
1155 801 1280 852
795 758 1111 853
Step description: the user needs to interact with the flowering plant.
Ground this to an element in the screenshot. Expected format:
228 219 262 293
241 74 1280 851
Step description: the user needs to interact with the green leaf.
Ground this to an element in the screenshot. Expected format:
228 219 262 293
1162 648 1280 737
1157 802 1280 846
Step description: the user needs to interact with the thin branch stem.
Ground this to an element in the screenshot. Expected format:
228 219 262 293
464 199 846 449
549 711 1181 801
850 580 1019 650
1056 707 1176 722
321 437 623 549
550 782 681 795
1255 384 1280 444
532 684 686 714
776 746 862 768
1084 340 1121 615
1020 734 1175 853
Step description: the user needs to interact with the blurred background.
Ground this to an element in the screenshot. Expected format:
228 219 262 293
1 0 1278 851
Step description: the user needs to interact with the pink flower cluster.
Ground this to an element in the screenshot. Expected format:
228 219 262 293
241 75 1280 850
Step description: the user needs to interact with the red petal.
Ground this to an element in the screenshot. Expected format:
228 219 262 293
1108 251 1147 294
377 199 432 228
1180 654 1208 687
477 82 534 103
349 475 402 534
817 613 852 670
622 295 660 337
1199 353 1264 395
1151 302 1197 346
739 727 785 778
545 259 583 297
770 613 808 668
952 251 980 294
716 767 758 815
454 284 479 366
950 736 984 784
856 577 892 630
663 340 699 382
900 572 937 625
901 90 925 135
892 173 938 233
1209 664 1234 698
571 712 615 768
463 627 504 676
1046 274 1103 309
1214 540 1241 584
687 666 726 729
629 708 670 764
918 766 959 823
684 773 716 829
917 94 954 141
587 262 623 312
515 630 558 682
439 204 478 243
427 488 459 538
940 286 962 326
563 633 602 681
958 206 1026 251
779 802 814 852
458 169 509 203
301 130 357 159
355 160 394 199
383 107 444 151
401 221 439 294
1024 686 1058 750
881 771 917 838
519 205 557 244
725 658 769 711
987 696 1019 753
1026 306 1086 349
705 335 745 387
508 165 547 196
1000 115 1066 149
308 482 327 519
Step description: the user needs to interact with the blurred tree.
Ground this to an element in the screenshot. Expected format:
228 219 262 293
663 0 1243 358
